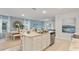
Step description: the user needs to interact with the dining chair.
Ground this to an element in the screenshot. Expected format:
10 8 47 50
5 32 12 40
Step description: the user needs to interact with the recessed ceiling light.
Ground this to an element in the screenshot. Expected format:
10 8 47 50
22 14 25 16
42 10 46 14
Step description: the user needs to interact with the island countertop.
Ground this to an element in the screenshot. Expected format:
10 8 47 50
20 31 49 37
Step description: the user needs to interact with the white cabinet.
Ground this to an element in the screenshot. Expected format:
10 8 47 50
46 34 50 47
22 33 50 51
41 34 50 50
22 36 33 51
41 35 47 50
69 38 79 51
32 34 50 51
33 36 42 51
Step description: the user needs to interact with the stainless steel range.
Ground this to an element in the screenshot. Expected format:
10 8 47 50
49 31 55 46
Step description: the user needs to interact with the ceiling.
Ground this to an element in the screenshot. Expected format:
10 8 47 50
0 8 79 20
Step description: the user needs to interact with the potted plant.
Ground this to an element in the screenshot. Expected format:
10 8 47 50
20 24 24 29
15 23 20 33
13 21 25 33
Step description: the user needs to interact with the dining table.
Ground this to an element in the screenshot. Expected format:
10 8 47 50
9 31 21 40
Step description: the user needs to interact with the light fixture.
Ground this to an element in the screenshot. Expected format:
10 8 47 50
32 8 37 11
42 10 46 14
22 14 25 16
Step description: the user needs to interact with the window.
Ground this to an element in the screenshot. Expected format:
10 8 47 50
62 25 75 33
62 18 76 33
2 22 7 31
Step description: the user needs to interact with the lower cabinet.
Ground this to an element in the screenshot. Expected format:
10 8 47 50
32 34 50 51
69 38 79 51
41 34 50 50
22 37 33 51
41 35 47 50
22 34 50 51
33 36 42 51
46 34 50 47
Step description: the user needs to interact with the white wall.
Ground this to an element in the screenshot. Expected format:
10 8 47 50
10 17 24 31
76 16 79 33
7 16 10 32
0 16 2 34
62 18 75 26
55 12 79 40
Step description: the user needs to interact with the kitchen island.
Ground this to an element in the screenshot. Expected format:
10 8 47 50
69 33 79 51
21 32 50 51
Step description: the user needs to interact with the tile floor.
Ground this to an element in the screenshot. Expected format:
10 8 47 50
0 39 21 50
45 39 71 51
0 38 71 51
